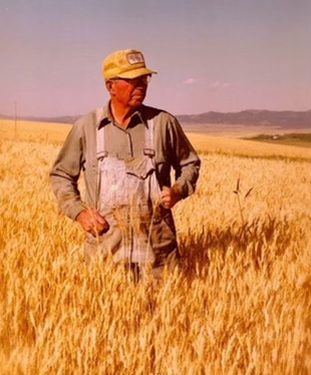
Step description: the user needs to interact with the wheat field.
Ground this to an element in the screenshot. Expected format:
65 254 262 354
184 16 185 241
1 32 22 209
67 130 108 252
0 120 310 375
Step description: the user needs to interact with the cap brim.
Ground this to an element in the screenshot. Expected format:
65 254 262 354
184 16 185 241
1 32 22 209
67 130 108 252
116 67 157 79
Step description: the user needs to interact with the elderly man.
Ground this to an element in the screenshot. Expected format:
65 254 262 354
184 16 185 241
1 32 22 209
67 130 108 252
50 48 200 282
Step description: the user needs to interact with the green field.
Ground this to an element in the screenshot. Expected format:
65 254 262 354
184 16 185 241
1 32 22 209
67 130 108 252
243 133 311 148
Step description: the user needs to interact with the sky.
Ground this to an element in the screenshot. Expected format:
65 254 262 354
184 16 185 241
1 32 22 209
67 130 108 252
1 0 311 117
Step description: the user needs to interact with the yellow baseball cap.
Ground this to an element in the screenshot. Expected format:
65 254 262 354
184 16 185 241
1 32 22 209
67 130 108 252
102 49 157 80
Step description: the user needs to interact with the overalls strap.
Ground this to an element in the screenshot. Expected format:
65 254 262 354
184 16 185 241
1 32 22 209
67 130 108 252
96 125 107 161
144 119 155 156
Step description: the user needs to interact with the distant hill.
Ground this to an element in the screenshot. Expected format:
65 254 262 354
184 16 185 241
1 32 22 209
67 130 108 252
177 109 311 129
1 109 310 129
0 114 78 124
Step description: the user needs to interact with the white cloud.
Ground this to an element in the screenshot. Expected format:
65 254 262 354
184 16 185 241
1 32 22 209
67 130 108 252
183 78 197 85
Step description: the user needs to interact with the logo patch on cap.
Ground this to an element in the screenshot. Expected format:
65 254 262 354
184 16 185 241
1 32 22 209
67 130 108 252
127 52 144 65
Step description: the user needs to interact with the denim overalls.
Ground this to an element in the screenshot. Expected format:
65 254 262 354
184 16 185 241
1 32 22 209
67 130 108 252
84 119 179 280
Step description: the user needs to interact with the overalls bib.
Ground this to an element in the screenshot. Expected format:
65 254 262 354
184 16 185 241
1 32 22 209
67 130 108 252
89 120 161 264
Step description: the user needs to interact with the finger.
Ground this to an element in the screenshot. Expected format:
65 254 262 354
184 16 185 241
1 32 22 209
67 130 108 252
95 217 109 232
161 189 172 198
96 220 109 232
162 199 171 209
86 221 96 233
97 217 106 226
97 224 109 235
89 229 96 237
161 198 169 206
90 209 107 226
162 192 171 201
89 221 104 236
82 209 108 235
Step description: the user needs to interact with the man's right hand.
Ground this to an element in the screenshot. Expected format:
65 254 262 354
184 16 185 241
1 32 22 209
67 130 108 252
76 208 109 237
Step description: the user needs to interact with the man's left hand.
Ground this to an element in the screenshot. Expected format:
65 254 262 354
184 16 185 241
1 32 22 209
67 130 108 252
161 185 182 209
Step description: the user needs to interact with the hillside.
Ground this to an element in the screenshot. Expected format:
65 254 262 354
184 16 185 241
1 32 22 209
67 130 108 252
177 109 311 129
1 109 310 130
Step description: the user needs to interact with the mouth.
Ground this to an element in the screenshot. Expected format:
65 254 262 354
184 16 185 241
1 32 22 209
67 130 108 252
132 91 145 99
133 88 144 94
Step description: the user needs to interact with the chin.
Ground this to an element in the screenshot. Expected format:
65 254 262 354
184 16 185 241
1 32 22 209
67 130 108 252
130 98 144 107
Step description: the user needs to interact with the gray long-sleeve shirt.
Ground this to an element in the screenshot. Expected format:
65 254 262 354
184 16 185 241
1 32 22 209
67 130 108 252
50 104 201 220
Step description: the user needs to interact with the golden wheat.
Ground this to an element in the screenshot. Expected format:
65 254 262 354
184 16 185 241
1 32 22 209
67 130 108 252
0 122 310 374
0 119 71 144
187 133 311 160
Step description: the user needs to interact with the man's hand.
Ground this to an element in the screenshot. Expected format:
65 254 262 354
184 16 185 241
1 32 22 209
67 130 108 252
76 208 109 237
161 185 182 209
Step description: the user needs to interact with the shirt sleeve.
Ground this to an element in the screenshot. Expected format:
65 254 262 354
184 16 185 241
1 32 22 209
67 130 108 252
49 118 85 220
167 115 201 199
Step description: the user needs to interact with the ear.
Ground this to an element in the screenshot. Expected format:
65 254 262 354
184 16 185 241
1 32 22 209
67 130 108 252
105 80 115 94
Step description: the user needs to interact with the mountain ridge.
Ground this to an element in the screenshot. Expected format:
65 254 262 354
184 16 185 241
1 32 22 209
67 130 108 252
1 109 310 129
177 109 311 129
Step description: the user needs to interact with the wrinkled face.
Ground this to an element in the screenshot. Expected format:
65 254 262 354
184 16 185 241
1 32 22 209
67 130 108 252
106 75 151 109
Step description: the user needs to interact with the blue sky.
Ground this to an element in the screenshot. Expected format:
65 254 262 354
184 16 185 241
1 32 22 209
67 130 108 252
1 0 311 117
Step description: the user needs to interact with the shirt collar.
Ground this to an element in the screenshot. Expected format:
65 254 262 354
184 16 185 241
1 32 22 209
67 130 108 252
97 103 148 130
97 105 113 129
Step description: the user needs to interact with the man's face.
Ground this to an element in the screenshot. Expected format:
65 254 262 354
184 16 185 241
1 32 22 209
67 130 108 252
107 75 150 109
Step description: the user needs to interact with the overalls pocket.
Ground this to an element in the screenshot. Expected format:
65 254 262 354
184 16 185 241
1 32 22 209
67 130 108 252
150 208 178 267
98 157 127 211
